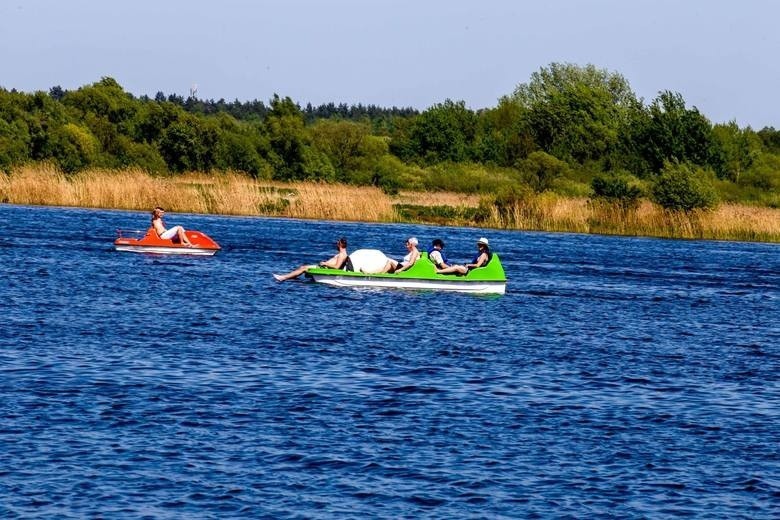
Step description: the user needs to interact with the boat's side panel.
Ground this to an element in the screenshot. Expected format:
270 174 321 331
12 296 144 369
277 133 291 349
114 245 218 255
114 228 220 255
310 274 506 294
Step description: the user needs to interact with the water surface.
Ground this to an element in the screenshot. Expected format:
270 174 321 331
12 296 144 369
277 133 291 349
1 205 778 518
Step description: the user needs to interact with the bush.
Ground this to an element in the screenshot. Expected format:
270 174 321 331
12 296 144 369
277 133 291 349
739 153 780 191
119 139 168 173
651 161 718 211
422 162 518 193
591 172 643 207
516 151 570 192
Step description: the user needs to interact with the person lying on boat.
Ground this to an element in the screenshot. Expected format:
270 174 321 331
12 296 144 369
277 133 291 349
273 237 348 282
427 238 451 269
435 237 492 275
151 206 194 247
379 236 420 274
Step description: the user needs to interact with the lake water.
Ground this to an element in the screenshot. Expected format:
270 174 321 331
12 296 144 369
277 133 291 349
1 204 779 518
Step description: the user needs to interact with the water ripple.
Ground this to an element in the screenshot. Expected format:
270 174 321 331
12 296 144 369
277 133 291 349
0 205 778 518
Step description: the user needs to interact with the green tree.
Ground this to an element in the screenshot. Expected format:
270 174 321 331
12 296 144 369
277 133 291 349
0 89 32 170
739 152 780 192
516 151 570 192
510 63 641 164
61 77 136 128
636 91 715 174
264 95 311 180
757 126 780 154
406 99 476 164
473 97 535 166
309 119 370 181
710 122 762 181
47 123 100 172
591 172 643 207
158 115 217 172
132 101 181 144
651 161 718 211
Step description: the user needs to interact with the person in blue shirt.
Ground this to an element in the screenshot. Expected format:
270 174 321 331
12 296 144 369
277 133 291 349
435 237 491 275
427 238 451 269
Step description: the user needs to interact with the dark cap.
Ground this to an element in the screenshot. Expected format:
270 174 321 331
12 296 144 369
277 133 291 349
432 238 445 248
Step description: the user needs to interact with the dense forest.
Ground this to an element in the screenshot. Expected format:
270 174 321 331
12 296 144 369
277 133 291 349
2 63 779 210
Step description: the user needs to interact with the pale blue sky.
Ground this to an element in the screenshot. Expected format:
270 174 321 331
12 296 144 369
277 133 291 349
1 0 778 128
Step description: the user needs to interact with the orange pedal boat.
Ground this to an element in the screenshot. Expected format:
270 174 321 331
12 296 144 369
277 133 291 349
114 228 221 255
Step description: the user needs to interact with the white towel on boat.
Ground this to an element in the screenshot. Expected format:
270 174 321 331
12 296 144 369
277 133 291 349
347 249 390 274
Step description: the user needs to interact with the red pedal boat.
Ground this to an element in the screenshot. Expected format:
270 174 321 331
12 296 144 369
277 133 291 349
114 228 221 255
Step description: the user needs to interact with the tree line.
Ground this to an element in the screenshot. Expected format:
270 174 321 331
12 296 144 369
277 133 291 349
1 63 779 210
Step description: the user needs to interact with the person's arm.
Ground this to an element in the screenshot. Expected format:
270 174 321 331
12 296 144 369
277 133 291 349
319 253 344 268
466 252 488 269
395 250 419 273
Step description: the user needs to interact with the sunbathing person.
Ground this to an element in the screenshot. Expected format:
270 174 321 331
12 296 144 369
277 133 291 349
151 206 194 247
380 237 420 273
273 237 348 282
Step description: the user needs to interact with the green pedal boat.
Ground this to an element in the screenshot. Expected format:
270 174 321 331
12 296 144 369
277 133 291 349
306 250 507 294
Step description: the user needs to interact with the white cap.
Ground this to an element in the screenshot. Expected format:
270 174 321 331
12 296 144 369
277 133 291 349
407 237 418 246
477 237 489 246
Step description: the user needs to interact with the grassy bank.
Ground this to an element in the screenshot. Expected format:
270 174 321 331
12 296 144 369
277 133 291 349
2 166 779 242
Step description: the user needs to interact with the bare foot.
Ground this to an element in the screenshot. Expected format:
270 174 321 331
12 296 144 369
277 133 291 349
273 274 284 281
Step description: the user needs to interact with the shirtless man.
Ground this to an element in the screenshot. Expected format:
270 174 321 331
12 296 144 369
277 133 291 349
273 237 348 281
151 207 193 247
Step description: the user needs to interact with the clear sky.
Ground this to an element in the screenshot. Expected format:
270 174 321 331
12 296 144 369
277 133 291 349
1 0 778 128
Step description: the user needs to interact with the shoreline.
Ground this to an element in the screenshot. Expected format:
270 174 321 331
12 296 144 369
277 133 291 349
2 166 779 243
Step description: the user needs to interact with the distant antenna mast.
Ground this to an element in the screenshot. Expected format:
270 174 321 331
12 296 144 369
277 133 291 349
189 84 198 98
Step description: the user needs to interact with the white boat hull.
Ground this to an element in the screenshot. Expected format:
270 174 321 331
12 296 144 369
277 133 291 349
309 273 506 294
114 245 219 256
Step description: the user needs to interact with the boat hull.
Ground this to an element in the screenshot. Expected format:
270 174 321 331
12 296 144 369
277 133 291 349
309 273 506 294
114 228 221 256
114 244 219 256
306 251 507 295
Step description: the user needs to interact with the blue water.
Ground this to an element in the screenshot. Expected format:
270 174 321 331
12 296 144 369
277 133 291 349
1 204 779 518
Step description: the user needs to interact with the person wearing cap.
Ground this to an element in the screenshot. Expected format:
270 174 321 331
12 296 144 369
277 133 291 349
273 237 349 281
435 237 492 275
427 238 451 269
380 236 420 273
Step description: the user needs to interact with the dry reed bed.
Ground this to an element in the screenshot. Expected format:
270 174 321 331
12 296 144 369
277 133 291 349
490 197 780 242
0 166 394 221
2 166 778 242
395 190 481 208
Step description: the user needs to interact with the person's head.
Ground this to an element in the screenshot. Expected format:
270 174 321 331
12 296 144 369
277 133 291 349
432 238 445 250
406 237 418 249
152 206 165 219
477 237 489 251
336 237 347 249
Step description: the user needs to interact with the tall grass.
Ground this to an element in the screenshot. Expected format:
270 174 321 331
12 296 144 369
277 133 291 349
2 166 778 242
486 195 780 242
286 183 394 221
0 166 394 222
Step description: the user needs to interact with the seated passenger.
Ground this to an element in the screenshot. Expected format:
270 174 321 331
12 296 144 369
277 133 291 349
427 238 450 269
380 237 420 273
273 237 348 282
151 206 194 247
436 237 492 275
